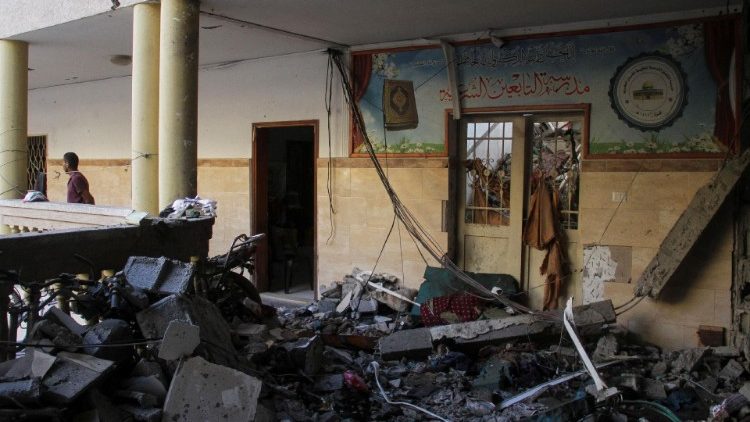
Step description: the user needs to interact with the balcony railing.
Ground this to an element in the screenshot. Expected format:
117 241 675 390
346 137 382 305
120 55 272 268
0 199 133 233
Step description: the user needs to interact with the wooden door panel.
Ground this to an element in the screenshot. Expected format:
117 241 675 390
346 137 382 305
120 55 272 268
463 236 509 274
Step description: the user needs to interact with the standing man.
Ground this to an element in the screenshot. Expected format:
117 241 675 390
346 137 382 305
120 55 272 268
63 152 95 204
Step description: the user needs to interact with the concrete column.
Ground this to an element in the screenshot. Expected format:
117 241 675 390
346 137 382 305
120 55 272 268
0 41 28 235
132 3 160 215
158 0 199 208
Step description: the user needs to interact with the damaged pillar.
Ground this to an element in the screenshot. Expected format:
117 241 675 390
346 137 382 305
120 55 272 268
158 0 199 208
131 3 160 215
0 40 28 234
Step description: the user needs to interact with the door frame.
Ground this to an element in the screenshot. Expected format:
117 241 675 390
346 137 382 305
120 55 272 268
447 104 589 290
251 120 319 294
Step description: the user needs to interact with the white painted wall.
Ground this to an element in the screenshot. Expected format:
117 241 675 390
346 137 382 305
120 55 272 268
29 51 349 159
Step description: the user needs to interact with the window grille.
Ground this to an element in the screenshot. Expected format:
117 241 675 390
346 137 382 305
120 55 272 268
464 121 513 226
27 135 47 192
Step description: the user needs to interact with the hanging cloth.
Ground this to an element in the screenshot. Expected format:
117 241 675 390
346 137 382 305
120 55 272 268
523 174 566 309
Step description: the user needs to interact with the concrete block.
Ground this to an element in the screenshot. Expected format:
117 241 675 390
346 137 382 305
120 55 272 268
83 319 133 362
130 359 168 387
644 378 667 400
670 348 707 374
42 352 115 404
44 306 87 336
314 374 344 392
0 379 42 405
317 299 339 314
593 334 619 361
472 356 514 389
124 256 195 295
357 297 378 313
136 294 238 368
379 328 433 361
0 349 56 379
159 320 200 361
283 335 324 375
739 382 750 401
163 356 262 422
719 359 745 380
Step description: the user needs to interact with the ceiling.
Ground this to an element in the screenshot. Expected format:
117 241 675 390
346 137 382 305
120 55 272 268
12 0 743 90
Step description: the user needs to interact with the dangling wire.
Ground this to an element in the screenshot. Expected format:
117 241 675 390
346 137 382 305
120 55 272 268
329 50 531 314
324 52 337 245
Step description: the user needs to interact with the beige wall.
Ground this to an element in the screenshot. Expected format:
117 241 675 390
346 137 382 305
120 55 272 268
46 159 251 255
316 159 448 290
581 170 732 351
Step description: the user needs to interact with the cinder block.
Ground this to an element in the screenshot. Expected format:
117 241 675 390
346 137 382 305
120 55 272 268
379 328 433 361
136 295 237 368
163 356 262 422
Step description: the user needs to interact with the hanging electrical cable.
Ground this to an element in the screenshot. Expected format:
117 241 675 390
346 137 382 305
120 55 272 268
324 53 337 244
327 49 532 314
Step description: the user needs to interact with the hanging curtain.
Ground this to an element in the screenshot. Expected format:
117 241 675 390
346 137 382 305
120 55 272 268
704 19 737 150
352 54 373 151
523 174 566 310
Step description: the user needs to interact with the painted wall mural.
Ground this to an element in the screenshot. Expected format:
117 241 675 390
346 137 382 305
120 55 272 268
353 19 737 157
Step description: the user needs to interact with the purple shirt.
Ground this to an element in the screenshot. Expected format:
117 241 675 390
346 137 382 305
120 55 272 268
67 171 93 204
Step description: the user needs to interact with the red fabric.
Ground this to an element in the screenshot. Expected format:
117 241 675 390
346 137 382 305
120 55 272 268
351 55 373 151
420 293 482 326
704 20 737 150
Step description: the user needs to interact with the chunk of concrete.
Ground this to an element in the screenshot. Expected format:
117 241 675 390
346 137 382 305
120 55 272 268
0 349 56 380
314 374 344 392
371 286 417 312
44 306 87 336
317 299 338 314
426 300 616 351
42 352 114 404
283 335 323 375
356 297 378 313
119 405 162 422
136 294 238 368
671 348 707 374
644 378 667 400
739 382 750 401
123 256 195 295
82 319 133 362
472 356 515 389
158 320 200 361
379 327 433 361
719 359 745 380
32 319 82 348
122 375 167 402
130 359 167 385
162 356 262 422
593 334 619 362
115 390 159 407
0 379 42 405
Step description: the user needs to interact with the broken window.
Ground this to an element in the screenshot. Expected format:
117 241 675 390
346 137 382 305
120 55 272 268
530 120 580 230
464 121 513 226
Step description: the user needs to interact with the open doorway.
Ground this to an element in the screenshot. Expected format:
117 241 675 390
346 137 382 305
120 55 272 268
252 121 317 304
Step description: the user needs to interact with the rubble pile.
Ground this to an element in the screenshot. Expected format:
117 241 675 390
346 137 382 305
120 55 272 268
2 263 750 421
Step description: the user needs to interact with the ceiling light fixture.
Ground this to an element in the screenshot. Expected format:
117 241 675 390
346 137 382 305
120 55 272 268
110 54 132 66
